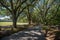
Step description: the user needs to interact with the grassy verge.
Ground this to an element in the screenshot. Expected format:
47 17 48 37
0 22 28 26
0 22 12 26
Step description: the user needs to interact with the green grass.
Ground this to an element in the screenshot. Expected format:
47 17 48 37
0 22 28 26
0 22 28 31
0 22 13 26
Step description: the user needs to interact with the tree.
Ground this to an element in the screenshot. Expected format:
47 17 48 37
23 0 39 25
31 7 40 24
0 0 38 28
27 0 39 25
0 0 27 28
36 0 60 36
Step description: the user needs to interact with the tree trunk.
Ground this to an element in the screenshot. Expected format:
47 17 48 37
13 20 17 28
45 25 50 37
12 17 17 28
45 29 48 37
27 6 32 25
28 16 32 25
0 28 1 31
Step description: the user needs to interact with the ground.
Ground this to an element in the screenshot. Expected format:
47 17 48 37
0 22 58 40
1 25 46 40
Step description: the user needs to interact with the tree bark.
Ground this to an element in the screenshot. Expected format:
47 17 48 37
12 16 17 28
13 19 17 28
28 14 32 25
45 29 48 37
0 28 1 31
27 13 32 25
27 6 32 25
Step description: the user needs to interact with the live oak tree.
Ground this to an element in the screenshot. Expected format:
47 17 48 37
21 0 39 25
0 0 27 28
0 0 38 28
38 0 55 25
26 0 38 25
37 0 60 36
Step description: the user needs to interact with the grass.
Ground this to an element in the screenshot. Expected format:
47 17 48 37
0 22 28 30
0 22 28 26
0 22 12 26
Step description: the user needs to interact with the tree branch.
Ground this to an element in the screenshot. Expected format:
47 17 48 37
10 0 14 11
17 6 27 18
15 0 27 11
0 1 12 13
44 0 55 17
